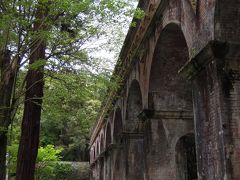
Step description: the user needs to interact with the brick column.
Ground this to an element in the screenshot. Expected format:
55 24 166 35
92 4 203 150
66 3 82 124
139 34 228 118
180 41 240 180
104 145 114 180
98 156 104 180
121 132 145 180
90 163 98 180
142 110 194 180
111 144 124 180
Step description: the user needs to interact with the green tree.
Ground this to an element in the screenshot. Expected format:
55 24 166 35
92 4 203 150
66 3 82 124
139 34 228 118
40 71 110 161
16 1 48 178
0 0 140 178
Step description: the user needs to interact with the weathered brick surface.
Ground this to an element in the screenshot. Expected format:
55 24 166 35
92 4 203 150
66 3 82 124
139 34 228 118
89 0 240 179
215 0 240 42
222 45 240 180
111 148 124 180
125 136 145 180
192 59 227 180
144 118 194 180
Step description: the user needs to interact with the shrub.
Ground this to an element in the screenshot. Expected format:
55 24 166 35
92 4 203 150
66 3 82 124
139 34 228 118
54 162 73 180
35 145 63 179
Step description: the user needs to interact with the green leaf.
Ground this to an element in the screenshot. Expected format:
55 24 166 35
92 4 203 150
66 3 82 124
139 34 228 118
28 59 47 70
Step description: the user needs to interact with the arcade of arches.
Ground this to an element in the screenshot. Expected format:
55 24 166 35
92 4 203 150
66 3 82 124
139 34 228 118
90 0 240 179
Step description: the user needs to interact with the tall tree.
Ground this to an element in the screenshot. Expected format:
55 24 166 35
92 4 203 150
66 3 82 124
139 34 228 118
40 71 109 161
16 1 48 179
0 0 139 178
15 0 138 178
0 50 16 179
0 1 24 177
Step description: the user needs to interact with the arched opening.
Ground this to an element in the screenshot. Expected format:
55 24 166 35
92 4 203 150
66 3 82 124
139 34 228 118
93 146 96 160
147 23 195 179
97 142 100 156
126 80 142 132
99 135 104 180
112 108 124 180
105 123 112 180
113 108 123 142
105 123 112 148
112 149 123 180
99 157 104 180
125 80 144 180
176 134 197 180
149 23 192 111
100 135 104 153
90 148 94 163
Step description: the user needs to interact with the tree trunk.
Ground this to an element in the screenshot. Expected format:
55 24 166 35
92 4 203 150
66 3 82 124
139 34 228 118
0 50 16 180
15 66 44 179
15 2 47 179
0 133 7 180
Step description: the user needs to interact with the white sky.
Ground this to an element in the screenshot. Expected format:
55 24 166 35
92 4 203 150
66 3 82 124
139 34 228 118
86 1 138 73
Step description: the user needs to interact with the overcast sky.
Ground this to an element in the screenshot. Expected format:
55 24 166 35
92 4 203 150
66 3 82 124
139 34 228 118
86 1 138 73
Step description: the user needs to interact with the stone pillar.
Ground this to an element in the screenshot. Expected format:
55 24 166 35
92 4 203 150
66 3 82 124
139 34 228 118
112 144 124 180
99 156 104 180
122 133 145 180
180 41 240 180
91 163 97 180
90 166 94 180
104 150 112 180
142 110 194 180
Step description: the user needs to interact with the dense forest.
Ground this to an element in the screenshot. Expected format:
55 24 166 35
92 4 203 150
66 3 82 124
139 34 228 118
0 0 143 179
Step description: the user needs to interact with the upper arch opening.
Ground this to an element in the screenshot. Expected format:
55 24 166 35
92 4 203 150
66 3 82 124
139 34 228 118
113 107 123 142
105 123 112 148
125 80 143 132
149 23 192 111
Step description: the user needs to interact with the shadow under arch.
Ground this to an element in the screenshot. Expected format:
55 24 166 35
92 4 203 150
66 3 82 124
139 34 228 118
105 122 112 148
148 23 192 111
113 107 123 143
123 79 145 180
99 134 104 180
112 107 124 180
125 79 143 132
145 23 195 179
100 134 104 153
104 122 112 180
175 133 197 180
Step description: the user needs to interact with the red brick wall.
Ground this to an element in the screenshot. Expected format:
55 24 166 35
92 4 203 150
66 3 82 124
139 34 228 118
89 1 240 179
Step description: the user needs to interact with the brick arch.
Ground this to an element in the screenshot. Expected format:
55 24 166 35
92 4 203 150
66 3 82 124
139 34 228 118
143 1 199 108
89 0 240 179
175 133 197 180
148 23 192 111
125 79 143 132
104 121 113 180
161 0 197 51
93 145 96 161
97 140 100 156
90 147 94 163
113 107 123 142
100 133 104 153
105 122 112 148
144 22 194 179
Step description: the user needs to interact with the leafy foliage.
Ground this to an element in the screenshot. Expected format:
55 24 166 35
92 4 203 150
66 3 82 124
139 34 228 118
1 0 141 177
35 145 69 180
40 71 111 161
37 145 62 162
8 144 73 179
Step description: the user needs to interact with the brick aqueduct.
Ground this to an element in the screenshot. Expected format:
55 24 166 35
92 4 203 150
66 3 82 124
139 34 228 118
89 0 240 179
